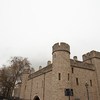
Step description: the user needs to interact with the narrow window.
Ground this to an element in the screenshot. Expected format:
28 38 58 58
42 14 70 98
76 78 79 85
72 67 74 73
58 73 61 80
25 85 26 90
42 80 44 88
90 80 92 86
68 73 69 81
37 83 38 88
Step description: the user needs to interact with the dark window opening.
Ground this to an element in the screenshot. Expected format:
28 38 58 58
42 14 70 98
90 80 92 86
58 73 61 80
68 73 69 81
76 78 79 85
72 67 74 73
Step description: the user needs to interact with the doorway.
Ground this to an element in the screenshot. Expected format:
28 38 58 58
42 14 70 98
33 96 40 100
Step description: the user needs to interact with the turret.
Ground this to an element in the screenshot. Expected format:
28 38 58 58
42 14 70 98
82 50 100 63
83 50 100 95
52 42 71 100
20 67 30 99
52 42 70 54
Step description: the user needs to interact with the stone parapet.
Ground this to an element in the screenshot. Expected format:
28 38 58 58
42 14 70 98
52 42 70 54
28 64 52 79
83 50 100 61
70 59 95 71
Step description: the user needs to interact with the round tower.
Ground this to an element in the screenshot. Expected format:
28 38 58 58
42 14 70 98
20 67 30 99
52 42 71 100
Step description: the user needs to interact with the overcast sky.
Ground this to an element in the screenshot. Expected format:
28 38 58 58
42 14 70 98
0 0 100 69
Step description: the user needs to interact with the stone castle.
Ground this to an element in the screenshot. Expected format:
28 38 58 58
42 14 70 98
14 42 100 100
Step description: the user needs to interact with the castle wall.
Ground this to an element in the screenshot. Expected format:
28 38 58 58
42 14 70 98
24 71 52 100
21 65 100 100
91 58 100 96
83 50 100 96
71 67 99 100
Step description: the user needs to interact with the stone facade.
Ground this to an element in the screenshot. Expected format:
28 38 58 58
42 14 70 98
15 42 100 100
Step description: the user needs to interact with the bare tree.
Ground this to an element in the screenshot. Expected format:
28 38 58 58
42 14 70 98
0 57 30 98
0 66 13 97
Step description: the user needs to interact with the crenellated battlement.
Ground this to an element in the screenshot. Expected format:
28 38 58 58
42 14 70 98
82 50 100 61
52 42 70 54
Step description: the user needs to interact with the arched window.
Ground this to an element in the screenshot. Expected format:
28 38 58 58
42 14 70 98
33 96 40 100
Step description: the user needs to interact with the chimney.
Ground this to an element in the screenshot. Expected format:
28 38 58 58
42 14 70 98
73 56 78 61
31 68 35 73
47 61 51 65
39 66 42 70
